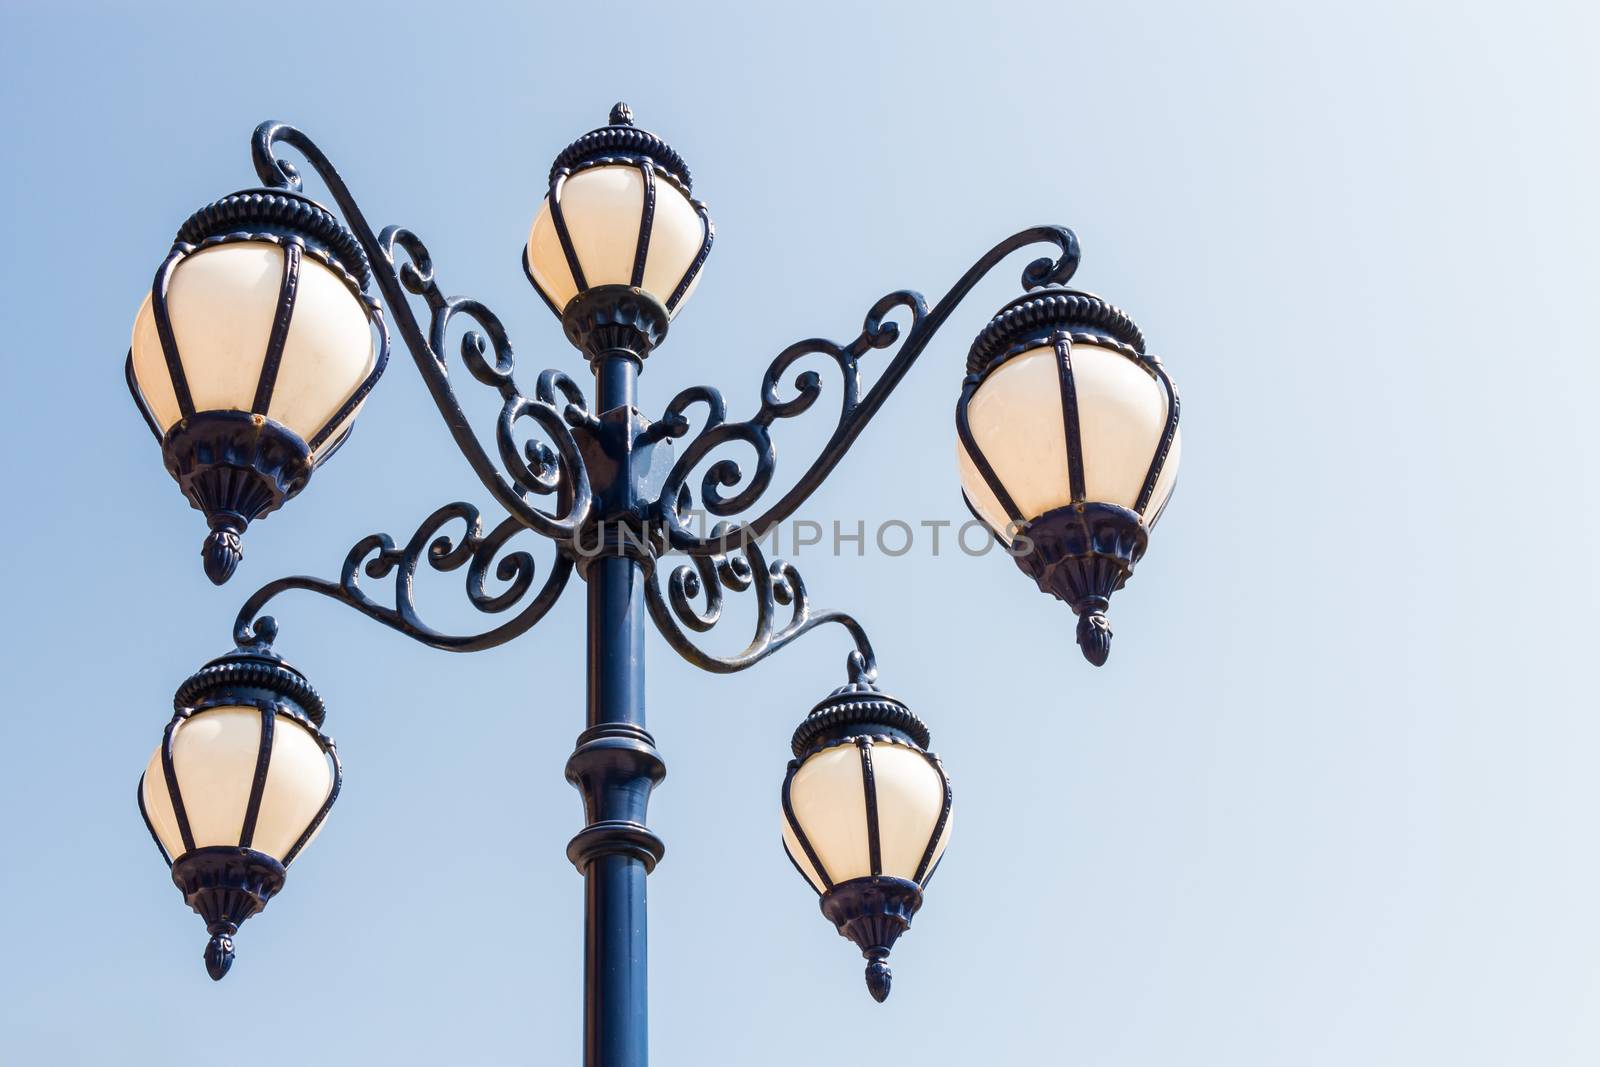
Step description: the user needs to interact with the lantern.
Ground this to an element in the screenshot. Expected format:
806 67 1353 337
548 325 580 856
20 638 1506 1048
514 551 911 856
138 622 339 979
781 683 952 1001
958 287 1181 664
127 189 387 584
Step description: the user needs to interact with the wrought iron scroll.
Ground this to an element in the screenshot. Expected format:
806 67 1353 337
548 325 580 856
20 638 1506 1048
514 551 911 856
233 501 573 653
250 121 594 542
644 530 877 684
651 225 1082 554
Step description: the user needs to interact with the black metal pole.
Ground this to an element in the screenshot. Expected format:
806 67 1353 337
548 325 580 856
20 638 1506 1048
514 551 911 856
565 343 666 1067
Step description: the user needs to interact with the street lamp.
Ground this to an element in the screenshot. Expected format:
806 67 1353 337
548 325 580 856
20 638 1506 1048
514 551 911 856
125 105 1181 1063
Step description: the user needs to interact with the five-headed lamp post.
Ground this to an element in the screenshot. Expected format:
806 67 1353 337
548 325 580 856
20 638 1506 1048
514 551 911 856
125 103 1182 1065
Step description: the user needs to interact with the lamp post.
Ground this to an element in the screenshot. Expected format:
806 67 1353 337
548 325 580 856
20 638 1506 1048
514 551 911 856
125 104 1181 1066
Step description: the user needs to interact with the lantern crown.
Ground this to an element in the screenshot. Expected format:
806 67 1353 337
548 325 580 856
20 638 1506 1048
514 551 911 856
175 188 371 289
967 286 1146 376
174 627 325 728
549 102 694 191
790 682 930 758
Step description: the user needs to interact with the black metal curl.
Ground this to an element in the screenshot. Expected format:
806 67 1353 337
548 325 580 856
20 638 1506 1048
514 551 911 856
644 528 877 683
232 501 574 653
250 121 594 541
651 226 1081 554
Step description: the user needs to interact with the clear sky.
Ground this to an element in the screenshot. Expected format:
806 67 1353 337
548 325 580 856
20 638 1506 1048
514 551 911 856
3 1 1599 1064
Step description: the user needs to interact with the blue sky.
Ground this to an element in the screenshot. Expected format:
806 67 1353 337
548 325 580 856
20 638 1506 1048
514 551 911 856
3 1 1600 1064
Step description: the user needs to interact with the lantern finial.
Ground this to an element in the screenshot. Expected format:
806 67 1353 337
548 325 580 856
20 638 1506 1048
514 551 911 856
202 522 245 585
865 955 892 1002
205 933 235 981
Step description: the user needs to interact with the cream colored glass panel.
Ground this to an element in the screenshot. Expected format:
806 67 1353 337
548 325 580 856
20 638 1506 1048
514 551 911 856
959 346 1072 524
869 745 948 880
1144 426 1182 526
781 819 828 894
788 745 869 884
641 181 705 316
129 244 284 428
265 255 374 450
1072 344 1168 508
526 204 578 309
130 293 182 432
140 754 183 860
562 166 646 289
958 343 1169 523
251 716 334 861
168 706 265 849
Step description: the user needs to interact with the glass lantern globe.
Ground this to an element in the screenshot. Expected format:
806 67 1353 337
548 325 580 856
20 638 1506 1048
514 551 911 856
957 287 1181 665
138 624 340 980
126 189 388 584
524 103 713 358
781 683 952 1002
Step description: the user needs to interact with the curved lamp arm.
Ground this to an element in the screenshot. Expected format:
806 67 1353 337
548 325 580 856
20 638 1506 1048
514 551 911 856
233 500 575 652
651 225 1080 555
251 121 595 543
644 532 878 684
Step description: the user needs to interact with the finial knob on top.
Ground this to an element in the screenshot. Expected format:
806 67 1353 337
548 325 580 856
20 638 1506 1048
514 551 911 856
609 102 634 126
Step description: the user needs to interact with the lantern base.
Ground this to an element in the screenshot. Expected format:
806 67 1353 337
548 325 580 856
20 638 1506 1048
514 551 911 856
170 846 287 981
1013 502 1148 666
819 876 924 1003
161 411 314 585
561 285 669 364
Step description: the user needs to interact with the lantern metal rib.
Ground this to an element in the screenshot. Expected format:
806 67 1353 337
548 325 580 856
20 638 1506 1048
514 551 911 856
282 740 342 866
158 714 197 857
548 171 589 294
1053 331 1088 504
859 738 883 877
252 241 301 414
665 200 714 312
236 705 276 850
780 760 834 892
136 769 171 866
150 247 194 418
631 158 656 288
955 374 1027 525
912 753 953 886
1134 354 1182 515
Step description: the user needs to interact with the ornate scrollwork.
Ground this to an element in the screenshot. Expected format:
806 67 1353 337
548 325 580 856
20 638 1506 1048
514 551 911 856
250 121 594 543
644 529 877 682
651 225 1081 555
233 501 573 653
